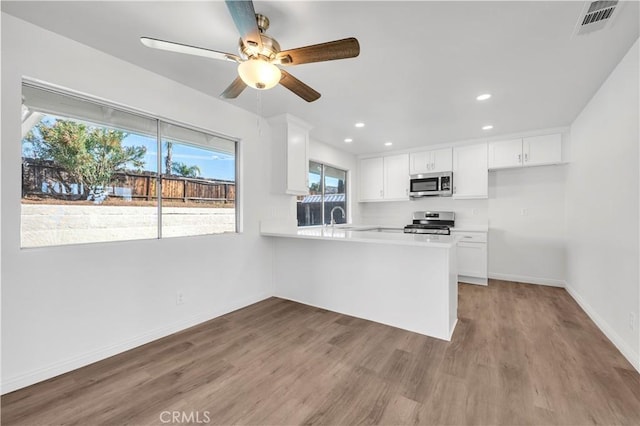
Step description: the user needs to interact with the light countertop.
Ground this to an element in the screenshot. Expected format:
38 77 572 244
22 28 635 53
450 225 489 233
261 225 456 248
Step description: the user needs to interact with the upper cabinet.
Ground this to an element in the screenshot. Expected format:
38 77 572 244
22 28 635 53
359 154 409 202
488 133 562 170
384 154 410 200
523 134 562 167
359 157 384 201
268 114 313 196
409 148 453 174
453 143 488 199
487 139 522 169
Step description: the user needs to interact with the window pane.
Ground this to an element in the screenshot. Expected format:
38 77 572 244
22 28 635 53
324 165 347 225
21 86 158 248
297 162 348 227
297 161 323 226
160 123 236 238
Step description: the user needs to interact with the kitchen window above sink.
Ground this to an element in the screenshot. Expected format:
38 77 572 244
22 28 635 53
297 161 348 227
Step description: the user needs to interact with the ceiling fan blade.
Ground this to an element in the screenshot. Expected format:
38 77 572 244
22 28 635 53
279 70 321 102
221 76 248 99
140 37 241 62
225 0 263 52
276 37 360 66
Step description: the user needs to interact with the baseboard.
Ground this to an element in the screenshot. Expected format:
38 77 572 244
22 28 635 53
488 272 566 288
448 318 459 341
565 284 639 373
459 276 488 286
273 294 454 342
1 291 272 395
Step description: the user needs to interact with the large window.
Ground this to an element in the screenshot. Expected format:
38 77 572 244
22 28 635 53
297 161 347 227
20 83 237 248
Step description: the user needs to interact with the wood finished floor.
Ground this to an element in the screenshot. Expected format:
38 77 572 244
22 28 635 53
2 280 639 425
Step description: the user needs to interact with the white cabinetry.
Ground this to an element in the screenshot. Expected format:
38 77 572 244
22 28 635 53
451 231 487 286
487 139 522 169
452 143 488 199
409 148 453 174
523 134 562 166
359 157 384 201
268 114 312 195
384 154 410 200
488 133 562 170
359 154 409 202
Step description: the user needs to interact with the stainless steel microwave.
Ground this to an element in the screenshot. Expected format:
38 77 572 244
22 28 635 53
409 172 453 197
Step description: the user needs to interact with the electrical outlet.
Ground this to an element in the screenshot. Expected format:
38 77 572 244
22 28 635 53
630 312 636 331
176 291 184 305
521 208 528 216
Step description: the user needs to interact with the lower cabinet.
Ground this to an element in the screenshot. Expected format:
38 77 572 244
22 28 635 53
451 231 488 286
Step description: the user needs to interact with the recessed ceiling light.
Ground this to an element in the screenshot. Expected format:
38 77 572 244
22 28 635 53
476 93 492 101
355 122 365 128
384 142 393 146
482 125 494 130
344 138 353 143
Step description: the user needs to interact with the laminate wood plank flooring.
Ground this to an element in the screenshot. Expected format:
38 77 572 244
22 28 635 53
2 280 639 425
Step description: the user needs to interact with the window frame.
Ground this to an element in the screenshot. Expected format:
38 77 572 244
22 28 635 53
20 79 241 248
298 160 349 227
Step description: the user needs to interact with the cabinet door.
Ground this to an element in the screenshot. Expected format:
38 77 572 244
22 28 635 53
384 154 410 200
453 143 488 199
523 134 562 166
430 148 453 173
286 122 309 195
359 157 384 201
488 139 523 169
409 151 430 175
457 242 488 278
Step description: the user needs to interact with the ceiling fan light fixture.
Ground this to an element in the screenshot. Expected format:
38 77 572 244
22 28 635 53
238 59 281 90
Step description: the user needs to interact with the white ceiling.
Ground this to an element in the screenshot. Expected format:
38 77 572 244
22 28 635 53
2 1 639 154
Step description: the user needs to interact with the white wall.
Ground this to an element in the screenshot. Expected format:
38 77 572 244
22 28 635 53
565 39 639 370
488 165 566 286
1 14 290 393
309 138 360 223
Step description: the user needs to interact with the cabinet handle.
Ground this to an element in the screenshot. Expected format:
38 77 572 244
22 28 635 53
517 154 522 163
380 190 383 197
524 153 529 162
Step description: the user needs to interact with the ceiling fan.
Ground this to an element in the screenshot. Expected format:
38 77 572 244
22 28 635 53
140 0 360 102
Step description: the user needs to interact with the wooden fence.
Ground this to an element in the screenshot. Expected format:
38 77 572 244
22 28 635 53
22 159 235 204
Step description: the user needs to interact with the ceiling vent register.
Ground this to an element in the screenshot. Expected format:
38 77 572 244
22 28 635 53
575 0 620 35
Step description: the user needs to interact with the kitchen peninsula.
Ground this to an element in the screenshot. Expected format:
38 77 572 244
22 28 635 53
262 226 458 341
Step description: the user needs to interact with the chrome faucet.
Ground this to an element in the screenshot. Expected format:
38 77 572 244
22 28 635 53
329 206 346 226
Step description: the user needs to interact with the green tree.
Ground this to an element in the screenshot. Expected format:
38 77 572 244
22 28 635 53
26 119 146 200
172 162 201 178
309 182 321 194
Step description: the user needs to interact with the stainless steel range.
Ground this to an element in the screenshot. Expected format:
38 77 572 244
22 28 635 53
403 211 455 235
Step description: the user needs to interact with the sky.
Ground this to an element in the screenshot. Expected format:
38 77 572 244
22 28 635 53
23 115 236 181
125 133 235 181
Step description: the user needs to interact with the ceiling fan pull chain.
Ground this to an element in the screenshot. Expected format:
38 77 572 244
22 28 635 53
256 89 263 136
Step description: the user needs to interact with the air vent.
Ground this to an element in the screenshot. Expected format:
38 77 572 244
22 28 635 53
575 0 620 36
